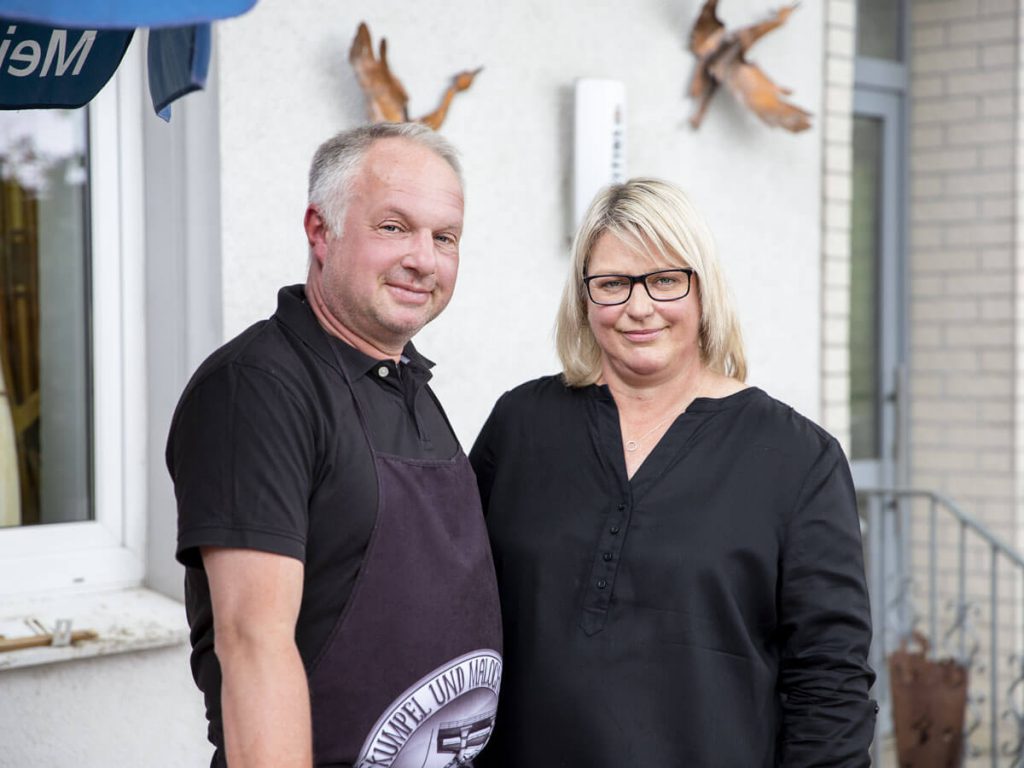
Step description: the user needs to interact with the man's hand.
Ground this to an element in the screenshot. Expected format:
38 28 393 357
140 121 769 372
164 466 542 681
203 547 311 768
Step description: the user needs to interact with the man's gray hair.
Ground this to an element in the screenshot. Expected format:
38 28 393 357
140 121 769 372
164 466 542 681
308 123 464 235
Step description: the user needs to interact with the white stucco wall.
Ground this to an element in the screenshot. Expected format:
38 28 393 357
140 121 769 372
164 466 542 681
3 4 824 766
216 0 825 443
1 645 211 767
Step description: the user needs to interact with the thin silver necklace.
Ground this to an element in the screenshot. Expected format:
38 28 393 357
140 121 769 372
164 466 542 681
624 413 680 452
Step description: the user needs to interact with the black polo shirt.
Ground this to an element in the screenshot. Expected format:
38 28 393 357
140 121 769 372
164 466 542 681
470 375 876 768
166 284 458 752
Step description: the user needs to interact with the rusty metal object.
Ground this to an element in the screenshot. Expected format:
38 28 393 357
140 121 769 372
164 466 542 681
687 1 811 133
889 632 968 768
348 22 481 131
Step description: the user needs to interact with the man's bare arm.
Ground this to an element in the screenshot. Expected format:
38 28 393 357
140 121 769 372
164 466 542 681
203 547 311 768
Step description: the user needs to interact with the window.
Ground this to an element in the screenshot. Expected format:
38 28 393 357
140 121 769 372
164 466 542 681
855 0 903 62
849 0 908 489
1 109 92 529
849 115 883 461
0 41 145 597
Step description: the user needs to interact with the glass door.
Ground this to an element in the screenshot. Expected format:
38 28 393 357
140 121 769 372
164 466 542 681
849 90 904 490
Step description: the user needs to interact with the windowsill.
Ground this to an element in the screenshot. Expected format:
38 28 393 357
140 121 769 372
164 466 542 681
0 586 188 672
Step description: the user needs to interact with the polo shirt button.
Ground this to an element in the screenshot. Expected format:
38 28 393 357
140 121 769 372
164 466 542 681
377 365 389 378
610 525 620 534
597 579 607 589
603 552 613 562
617 504 626 511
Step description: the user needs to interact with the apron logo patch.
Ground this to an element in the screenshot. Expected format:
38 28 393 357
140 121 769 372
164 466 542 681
356 648 503 768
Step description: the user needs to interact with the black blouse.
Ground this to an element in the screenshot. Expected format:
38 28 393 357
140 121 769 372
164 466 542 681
470 376 876 767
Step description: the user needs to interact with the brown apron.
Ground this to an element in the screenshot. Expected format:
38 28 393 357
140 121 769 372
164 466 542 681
307 353 503 767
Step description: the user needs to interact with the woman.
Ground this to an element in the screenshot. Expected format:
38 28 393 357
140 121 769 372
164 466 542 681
470 178 875 767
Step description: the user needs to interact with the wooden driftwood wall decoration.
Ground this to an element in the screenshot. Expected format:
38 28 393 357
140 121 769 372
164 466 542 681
687 1 811 133
348 22 481 131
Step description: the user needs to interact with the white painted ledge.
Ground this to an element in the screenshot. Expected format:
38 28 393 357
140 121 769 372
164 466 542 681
0 587 188 671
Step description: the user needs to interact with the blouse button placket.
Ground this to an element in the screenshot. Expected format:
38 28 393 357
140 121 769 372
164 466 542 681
579 498 631 636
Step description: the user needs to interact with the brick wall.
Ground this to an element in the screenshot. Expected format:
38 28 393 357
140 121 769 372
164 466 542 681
908 0 1021 762
1016 0 1024 574
822 0 856 448
909 0 1016 525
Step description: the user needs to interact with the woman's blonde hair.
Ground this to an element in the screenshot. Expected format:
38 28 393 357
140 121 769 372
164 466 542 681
555 177 746 386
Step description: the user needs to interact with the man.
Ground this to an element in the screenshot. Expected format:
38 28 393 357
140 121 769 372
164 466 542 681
167 123 502 768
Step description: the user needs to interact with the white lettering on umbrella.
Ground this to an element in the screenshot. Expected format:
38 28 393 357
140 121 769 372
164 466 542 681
0 26 96 78
40 29 97 76
6 39 40 77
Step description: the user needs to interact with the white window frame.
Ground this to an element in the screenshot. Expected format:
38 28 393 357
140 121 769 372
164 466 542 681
0 39 146 599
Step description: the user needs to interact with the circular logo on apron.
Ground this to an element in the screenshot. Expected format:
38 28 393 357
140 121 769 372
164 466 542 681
355 648 502 768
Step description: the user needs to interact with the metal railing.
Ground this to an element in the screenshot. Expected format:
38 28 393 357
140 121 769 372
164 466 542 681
859 488 1024 767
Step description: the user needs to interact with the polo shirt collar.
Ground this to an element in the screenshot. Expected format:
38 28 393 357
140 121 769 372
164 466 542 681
274 284 435 380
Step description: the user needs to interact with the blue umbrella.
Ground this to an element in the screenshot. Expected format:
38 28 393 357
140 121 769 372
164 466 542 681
0 0 256 29
0 0 256 119
147 24 211 119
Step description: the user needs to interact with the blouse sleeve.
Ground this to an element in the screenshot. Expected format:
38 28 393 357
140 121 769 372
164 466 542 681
468 392 508 515
776 438 877 766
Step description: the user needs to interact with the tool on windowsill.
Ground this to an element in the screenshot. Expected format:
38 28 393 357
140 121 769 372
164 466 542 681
0 617 98 653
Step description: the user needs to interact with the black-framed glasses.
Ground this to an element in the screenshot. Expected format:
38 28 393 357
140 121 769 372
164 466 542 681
583 268 694 306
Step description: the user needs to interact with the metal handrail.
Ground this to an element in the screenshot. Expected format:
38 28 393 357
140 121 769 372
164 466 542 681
858 486 1024 767
859 488 1024 570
